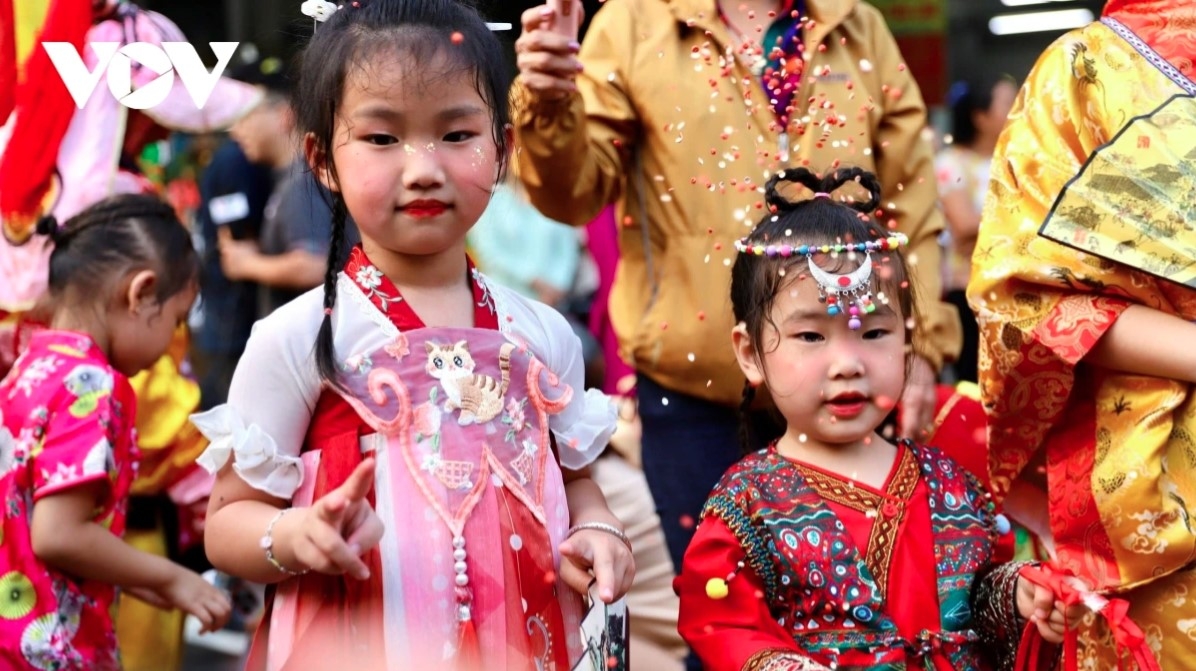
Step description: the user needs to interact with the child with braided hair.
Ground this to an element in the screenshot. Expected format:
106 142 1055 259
0 194 231 670
194 2 633 669
674 167 1081 671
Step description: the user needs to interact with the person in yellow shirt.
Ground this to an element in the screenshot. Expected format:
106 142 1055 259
512 0 958 605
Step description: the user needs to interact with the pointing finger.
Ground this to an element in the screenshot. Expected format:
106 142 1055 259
337 458 376 504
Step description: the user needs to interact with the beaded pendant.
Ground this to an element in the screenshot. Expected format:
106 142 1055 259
807 254 876 330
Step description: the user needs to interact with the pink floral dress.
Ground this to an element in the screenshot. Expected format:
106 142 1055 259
0 330 139 671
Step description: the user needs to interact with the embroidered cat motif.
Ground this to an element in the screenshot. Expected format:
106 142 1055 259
425 340 515 425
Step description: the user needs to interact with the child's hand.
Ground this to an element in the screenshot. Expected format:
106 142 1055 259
151 568 233 633
559 526 635 604
1015 576 1087 643
280 458 384 580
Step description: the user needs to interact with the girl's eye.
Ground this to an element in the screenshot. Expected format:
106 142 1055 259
794 332 824 343
365 134 397 146
443 130 478 143
863 329 891 340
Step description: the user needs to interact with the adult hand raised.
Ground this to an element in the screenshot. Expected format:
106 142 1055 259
515 3 586 101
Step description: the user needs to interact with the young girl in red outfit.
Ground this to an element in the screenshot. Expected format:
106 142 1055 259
0 195 230 670
674 168 1080 671
195 2 634 670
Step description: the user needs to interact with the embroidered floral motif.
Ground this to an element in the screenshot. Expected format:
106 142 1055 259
413 399 443 452
355 265 383 290
13 357 63 398
471 268 496 315
342 353 374 376
502 398 528 443
510 440 538 485
353 264 401 311
384 333 410 360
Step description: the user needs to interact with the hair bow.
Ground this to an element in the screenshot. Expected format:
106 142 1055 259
301 0 338 22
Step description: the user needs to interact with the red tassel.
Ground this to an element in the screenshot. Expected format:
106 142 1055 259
457 616 481 671
0 0 91 240
1015 564 1160 671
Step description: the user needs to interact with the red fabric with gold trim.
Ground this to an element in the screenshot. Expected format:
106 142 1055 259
1105 0 1196 83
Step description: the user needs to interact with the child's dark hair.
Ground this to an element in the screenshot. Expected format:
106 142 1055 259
294 0 511 386
729 167 918 453
36 194 198 311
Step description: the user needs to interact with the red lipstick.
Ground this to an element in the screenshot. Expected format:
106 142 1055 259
400 199 449 218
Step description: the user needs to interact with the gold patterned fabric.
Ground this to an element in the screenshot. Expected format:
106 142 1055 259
969 7 1196 668
118 326 207 671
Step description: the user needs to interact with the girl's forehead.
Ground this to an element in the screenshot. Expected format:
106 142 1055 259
343 49 484 103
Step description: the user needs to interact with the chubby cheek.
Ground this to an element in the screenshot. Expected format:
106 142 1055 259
763 350 823 400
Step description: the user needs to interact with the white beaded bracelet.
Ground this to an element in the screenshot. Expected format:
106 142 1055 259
567 522 632 551
261 508 309 576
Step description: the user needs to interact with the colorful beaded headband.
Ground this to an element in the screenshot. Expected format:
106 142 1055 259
733 233 908 330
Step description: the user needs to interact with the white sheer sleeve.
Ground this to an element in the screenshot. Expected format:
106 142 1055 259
191 290 325 499
494 283 617 471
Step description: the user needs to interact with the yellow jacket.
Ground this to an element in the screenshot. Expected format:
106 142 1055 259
513 0 958 406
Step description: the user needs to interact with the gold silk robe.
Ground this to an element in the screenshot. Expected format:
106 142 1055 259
969 5 1196 666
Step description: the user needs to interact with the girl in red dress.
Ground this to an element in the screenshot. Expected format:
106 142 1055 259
674 168 1081 671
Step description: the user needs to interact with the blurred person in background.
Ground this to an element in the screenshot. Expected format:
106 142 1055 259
191 57 277 409
216 54 359 318
935 75 1016 383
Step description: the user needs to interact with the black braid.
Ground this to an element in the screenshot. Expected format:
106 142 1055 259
738 381 757 456
56 195 179 245
314 194 348 387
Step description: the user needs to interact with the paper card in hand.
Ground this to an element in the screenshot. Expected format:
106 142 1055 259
571 584 629 671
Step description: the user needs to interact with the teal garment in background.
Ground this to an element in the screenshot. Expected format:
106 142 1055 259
468 184 581 302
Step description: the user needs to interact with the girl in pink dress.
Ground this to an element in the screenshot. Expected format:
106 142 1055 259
194 2 635 670
0 194 231 670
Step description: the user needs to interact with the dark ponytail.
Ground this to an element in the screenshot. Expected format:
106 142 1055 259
314 195 348 386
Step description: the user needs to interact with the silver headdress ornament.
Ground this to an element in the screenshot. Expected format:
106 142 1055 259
733 233 908 330
300 0 511 30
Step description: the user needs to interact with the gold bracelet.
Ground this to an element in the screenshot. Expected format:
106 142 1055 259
567 521 632 551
